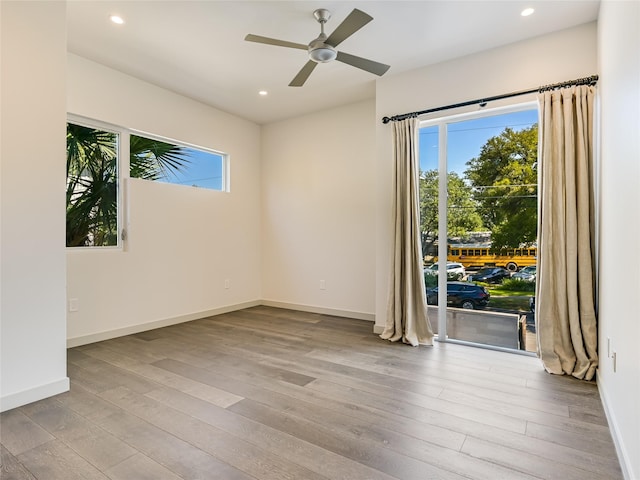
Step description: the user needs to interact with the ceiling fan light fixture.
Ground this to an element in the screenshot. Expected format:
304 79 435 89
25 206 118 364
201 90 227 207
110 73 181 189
309 46 337 63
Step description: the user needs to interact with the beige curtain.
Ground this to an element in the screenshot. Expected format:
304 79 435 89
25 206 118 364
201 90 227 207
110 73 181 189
380 117 434 346
536 85 598 380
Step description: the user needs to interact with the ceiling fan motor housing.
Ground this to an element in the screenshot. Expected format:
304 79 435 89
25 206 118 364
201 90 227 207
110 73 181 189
308 38 337 63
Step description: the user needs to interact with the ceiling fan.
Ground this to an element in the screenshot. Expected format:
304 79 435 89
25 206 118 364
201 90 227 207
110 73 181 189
245 8 391 87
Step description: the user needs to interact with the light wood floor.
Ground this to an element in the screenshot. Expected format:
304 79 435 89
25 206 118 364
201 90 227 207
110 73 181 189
1 306 622 479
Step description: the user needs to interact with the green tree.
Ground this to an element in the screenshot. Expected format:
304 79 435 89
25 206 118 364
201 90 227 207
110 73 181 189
465 125 538 249
419 169 483 256
129 134 192 181
66 125 118 247
66 124 191 247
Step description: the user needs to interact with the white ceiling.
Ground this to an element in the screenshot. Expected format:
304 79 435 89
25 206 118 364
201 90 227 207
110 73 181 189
67 1 600 125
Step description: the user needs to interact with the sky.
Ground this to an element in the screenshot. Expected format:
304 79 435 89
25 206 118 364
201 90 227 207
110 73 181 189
419 109 538 175
157 148 224 190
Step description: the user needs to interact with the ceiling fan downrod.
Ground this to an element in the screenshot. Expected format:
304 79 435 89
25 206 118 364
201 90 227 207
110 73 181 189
309 9 337 63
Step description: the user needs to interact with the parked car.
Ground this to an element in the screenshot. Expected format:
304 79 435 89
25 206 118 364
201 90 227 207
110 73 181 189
513 265 537 282
468 266 511 283
424 262 466 280
426 281 490 309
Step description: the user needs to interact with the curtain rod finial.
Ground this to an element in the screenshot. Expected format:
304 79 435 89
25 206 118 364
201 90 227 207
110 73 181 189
382 116 391 124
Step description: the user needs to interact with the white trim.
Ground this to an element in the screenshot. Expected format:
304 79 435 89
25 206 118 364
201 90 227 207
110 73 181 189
224 153 231 193
1 377 70 413
418 102 539 346
129 127 227 158
119 131 130 249
67 113 124 135
66 115 125 251
67 301 374 349
598 372 634 480
128 127 229 193
66 300 261 348
593 91 601 311
373 324 384 334
437 122 448 337
259 300 375 322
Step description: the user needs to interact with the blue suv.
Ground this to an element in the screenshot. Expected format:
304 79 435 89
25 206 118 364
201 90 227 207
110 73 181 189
426 282 490 310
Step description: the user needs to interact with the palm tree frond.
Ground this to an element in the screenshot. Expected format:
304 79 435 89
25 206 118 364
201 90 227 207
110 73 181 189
130 135 192 181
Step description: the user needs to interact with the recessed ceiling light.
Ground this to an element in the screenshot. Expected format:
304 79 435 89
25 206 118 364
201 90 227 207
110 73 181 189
110 15 125 25
521 8 535 17
258 90 268 96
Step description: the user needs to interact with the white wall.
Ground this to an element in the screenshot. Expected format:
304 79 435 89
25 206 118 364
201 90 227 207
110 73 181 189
374 22 598 331
0 1 69 411
261 101 376 319
596 2 640 478
66 55 262 345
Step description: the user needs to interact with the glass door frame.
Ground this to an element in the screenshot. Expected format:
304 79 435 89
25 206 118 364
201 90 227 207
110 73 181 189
419 101 539 344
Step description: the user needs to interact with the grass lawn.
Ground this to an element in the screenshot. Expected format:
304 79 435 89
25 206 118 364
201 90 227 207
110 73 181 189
488 294 532 312
479 282 535 312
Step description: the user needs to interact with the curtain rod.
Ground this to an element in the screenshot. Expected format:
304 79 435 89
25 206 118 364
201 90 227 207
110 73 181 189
381 75 599 124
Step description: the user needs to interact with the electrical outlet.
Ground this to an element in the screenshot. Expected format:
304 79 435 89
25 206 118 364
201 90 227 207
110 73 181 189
612 352 617 372
224 279 230 289
320 280 326 290
69 298 79 312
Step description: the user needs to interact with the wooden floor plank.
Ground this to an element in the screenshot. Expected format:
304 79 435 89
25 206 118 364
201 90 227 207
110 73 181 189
145 385 398 480
306 377 528 434
100 385 330 480
221 388 538 480
228 398 467 480
19 400 137 472
104 453 183 480
0 410 54 456
16 440 108 480
1 444 37 480
91 398 253 480
461 436 615 480
80 344 244 408
525 421 618 458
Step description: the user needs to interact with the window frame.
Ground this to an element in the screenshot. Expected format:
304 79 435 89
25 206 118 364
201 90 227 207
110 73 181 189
66 115 228 251
129 128 228 192
66 115 126 251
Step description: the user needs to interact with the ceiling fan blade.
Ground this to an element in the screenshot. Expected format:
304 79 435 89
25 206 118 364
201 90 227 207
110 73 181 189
244 34 307 51
325 9 373 48
289 60 318 87
336 51 390 76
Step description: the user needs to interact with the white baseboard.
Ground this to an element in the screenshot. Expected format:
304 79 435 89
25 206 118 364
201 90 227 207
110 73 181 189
67 300 375 349
373 324 385 334
1 377 70 413
260 300 375 322
67 300 261 348
597 372 635 480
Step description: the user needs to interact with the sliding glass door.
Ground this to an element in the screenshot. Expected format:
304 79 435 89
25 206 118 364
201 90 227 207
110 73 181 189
419 103 539 352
